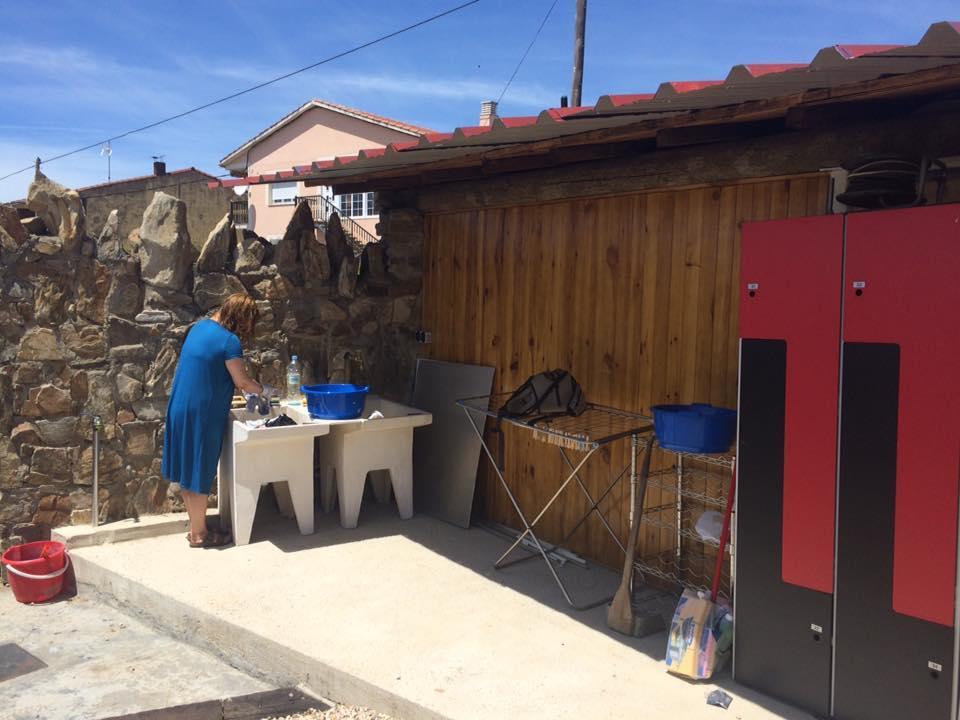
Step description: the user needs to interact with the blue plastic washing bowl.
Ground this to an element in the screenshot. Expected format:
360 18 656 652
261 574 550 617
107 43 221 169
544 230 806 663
301 384 369 420
652 403 737 454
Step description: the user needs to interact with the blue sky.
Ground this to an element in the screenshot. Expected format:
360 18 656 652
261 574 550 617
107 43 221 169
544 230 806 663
1 0 955 201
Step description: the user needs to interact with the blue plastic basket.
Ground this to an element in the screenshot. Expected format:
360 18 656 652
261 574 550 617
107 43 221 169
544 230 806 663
301 384 369 420
652 403 737 454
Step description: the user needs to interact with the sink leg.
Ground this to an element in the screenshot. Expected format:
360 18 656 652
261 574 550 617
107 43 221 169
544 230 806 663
320 465 337 514
286 475 315 536
370 471 392 504
336 456 365 529
273 482 295 518
232 478 259 547
389 461 413 520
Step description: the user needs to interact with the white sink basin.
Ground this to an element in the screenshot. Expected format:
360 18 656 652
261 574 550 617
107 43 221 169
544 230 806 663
288 397 432 528
218 407 331 546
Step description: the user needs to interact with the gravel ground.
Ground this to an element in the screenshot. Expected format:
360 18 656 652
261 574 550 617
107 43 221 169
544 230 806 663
270 707 393 720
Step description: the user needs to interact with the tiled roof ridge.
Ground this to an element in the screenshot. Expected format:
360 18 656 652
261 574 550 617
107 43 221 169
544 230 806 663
208 20 960 190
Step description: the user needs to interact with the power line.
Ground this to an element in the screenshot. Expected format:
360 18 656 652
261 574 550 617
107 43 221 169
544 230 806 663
0 0 481 184
496 0 559 105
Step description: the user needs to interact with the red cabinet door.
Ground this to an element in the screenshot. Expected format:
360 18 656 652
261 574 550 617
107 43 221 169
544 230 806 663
844 204 960 627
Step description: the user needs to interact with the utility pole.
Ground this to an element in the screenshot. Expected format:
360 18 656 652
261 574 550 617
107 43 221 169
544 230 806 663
571 0 587 107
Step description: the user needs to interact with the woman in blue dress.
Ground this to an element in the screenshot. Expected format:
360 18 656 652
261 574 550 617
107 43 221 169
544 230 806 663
162 293 271 547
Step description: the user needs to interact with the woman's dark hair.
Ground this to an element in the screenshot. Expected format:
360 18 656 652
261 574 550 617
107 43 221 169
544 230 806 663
217 293 259 343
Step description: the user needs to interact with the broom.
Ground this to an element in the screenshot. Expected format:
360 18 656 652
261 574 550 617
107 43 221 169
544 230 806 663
607 436 655 634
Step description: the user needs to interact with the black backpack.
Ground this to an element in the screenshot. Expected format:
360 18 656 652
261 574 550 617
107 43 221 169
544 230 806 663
500 369 587 421
494 370 587 469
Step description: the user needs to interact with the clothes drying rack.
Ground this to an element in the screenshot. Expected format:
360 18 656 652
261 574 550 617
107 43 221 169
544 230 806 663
458 394 654 610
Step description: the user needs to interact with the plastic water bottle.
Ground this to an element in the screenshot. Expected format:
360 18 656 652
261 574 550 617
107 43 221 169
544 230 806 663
286 355 301 405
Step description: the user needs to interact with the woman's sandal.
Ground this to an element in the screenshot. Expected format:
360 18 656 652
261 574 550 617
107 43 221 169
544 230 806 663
188 529 233 548
185 518 225 542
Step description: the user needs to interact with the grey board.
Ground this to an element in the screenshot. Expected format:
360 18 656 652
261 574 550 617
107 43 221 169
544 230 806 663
412 359 495 528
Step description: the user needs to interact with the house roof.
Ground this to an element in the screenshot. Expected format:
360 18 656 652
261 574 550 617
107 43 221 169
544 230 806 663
218 99 436 171
208 20 960 193
78 167 218 194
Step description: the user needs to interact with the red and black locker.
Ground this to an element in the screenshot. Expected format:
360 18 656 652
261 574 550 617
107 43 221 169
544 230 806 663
735 215 843 717
735 204 960 719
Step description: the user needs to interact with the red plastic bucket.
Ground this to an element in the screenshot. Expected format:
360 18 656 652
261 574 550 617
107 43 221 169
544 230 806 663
2 541 69 603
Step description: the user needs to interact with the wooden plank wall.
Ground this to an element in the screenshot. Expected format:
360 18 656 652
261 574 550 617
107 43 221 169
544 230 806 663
421 174 829 568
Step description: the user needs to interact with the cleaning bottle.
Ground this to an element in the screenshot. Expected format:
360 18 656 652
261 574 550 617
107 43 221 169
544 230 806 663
286 355 301 405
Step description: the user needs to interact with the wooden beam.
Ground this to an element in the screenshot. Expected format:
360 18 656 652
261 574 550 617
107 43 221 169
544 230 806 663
655 119 782 148
414 108 960 213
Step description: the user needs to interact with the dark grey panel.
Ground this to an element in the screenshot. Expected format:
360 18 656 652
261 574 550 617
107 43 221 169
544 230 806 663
412 359 494 528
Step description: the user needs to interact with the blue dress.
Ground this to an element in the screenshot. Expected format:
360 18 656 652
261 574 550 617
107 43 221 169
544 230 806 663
162 319 243 494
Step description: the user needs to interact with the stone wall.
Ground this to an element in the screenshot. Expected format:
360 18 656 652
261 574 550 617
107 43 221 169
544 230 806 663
80 169 235 253
0 173 422 551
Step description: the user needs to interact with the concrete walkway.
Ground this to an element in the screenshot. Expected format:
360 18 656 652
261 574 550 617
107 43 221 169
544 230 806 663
0 585 270 720
68 503 815 720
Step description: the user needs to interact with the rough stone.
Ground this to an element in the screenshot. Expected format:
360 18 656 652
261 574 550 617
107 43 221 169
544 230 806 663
123 228 141 256
75 261 110 324
20 215 46 235
26 171 85 251
337 256 358 299
30 446 77 480
33 235 63 255
70 370 89 404
131 398 165 421
96 209 121 259
116 408 135 424
25 384 72 417
86 371 116 420
13 363 43 386
235 229 268 273
139 192 194 291
392 295 416 325
194 272 245 311
134 310 173 325
121 421 157 459
106 258 143 319
313 299 347 323
144 342 178 397
8 282 32 300
360 242 388 286
17 328 63 362
34 279 67 324
36 417 80 446
77 446 123 485
0 204 27 251
120 363 144 381
108 315 157 347
110 345 151 363
0 436 23 489
130 475 166 514
325 213 352 275
11 423 42 449
264 275 297 302
275 202 311 279
61 323 107 362
115 373 144 403
303 227 331 282
142 286 196 321
196 214 233 273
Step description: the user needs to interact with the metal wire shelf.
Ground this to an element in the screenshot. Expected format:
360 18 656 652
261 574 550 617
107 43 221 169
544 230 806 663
634 547 733 599
457 394 654 450
640 504 730 550
646 468 728 508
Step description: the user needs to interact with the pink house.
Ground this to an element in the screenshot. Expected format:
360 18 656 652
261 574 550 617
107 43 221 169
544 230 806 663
219 100 432 240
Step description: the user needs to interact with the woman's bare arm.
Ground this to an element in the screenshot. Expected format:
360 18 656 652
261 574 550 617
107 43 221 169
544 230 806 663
225 358 264 395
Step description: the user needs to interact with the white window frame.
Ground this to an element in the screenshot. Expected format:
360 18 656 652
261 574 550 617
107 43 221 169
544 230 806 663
269 181 298 206
335 191 377 218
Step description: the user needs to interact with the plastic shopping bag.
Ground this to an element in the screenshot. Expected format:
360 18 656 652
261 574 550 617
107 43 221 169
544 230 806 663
665 589 725 679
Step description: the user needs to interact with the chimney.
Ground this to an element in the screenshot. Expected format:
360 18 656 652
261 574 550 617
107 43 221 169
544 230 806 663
479 99 498 127
153 160 166 176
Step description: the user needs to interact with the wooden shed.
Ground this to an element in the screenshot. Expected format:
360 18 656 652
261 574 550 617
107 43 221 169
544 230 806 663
214 22 960 573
